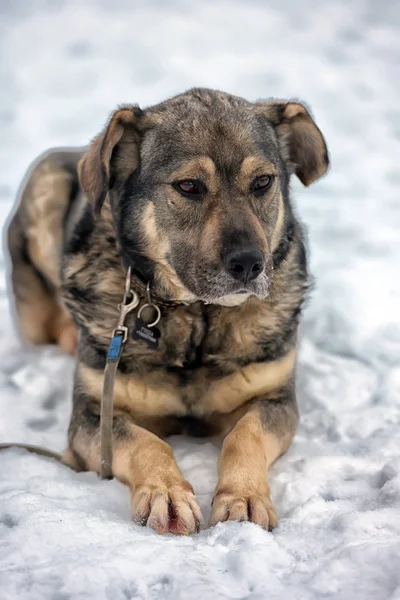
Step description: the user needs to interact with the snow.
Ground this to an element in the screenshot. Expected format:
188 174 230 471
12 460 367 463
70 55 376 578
0 0 399 598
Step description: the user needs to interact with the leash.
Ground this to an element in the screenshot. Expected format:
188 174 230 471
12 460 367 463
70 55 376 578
100 266 168 478
100 267 139 478
0 443 62 461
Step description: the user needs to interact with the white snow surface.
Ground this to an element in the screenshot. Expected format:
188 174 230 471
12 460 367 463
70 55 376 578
0 1 400 598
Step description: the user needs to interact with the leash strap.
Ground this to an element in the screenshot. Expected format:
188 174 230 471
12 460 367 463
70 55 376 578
100 268 139 479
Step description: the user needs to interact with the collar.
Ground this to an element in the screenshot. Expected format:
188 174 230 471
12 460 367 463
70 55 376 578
129 268 190 309
118 246 190 309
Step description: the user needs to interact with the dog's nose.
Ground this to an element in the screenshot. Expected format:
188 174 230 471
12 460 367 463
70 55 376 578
224 249 264 283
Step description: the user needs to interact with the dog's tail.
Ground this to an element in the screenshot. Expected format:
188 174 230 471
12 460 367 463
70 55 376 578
5 148 84 355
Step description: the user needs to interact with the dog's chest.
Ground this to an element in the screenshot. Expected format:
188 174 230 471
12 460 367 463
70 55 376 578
118 300 274 418
124 301 256 374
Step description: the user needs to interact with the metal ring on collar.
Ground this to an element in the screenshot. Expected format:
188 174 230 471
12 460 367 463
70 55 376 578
137 303 161 328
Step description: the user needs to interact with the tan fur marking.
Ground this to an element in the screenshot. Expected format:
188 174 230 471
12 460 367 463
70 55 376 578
112 425 183 488
200 202 224 262
15 286 77 355
112 425 203 534
16 291 57 346
26 166 73 286
51 305 78 356
141 203 196 301
78 364 186 419
72 419 203 534
271 194 285 253
79 348 294 421
238 156 277 192
141 203 169 263
168 156 218 193
210 409 285 529
283 103 307 119
200 349 296 416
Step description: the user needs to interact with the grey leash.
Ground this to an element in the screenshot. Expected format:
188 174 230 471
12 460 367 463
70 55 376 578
100 267 139 479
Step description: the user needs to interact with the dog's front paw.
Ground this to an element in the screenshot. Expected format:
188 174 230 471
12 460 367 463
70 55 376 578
209 488 278 531
132 480 204 535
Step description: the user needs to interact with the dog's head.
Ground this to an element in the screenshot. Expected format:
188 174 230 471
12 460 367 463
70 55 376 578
79 88 328 305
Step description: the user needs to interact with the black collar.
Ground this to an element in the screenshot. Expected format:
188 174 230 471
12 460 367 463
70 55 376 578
119 246 189 309
129 268 189 309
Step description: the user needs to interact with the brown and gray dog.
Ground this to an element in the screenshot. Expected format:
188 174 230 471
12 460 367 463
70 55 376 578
6 88 328 534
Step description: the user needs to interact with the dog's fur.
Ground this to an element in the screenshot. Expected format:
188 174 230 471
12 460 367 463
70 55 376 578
7 88 328 534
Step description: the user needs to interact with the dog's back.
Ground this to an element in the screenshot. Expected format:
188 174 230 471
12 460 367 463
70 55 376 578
6 148 83 353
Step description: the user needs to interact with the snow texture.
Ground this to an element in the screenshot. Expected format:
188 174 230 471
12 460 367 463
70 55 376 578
0 1 400 599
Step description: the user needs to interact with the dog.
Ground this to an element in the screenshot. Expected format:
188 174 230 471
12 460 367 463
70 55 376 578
6 88 328 534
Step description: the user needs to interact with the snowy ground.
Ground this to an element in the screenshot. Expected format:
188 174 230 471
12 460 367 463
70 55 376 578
0 1 400 598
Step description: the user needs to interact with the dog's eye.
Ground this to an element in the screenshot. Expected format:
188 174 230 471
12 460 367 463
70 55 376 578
251 175 273 196
173 180 206 197
179 180 197 193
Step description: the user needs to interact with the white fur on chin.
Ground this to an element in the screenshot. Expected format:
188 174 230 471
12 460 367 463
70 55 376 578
211 293 252 307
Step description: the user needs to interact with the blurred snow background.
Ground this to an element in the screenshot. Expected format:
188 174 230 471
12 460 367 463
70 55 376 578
0 1 400 598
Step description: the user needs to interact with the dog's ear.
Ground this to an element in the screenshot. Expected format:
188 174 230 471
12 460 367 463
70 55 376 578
257 101 329 186
78 106 143 214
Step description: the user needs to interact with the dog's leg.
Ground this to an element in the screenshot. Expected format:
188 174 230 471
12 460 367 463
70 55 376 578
9 255 77 356
113 424 204 534
66 398 203 535
210 382 298 530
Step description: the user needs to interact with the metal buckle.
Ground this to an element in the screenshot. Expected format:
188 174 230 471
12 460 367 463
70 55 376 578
136 281 161 328
113 267 139 340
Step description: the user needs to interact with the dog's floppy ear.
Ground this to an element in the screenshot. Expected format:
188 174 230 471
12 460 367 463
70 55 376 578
257 101 329 186
78 106 143 214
